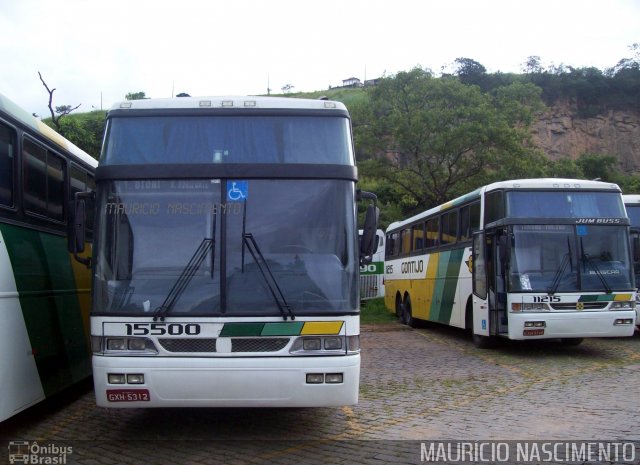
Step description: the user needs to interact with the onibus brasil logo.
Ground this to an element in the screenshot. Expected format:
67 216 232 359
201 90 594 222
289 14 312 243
7 441 73 464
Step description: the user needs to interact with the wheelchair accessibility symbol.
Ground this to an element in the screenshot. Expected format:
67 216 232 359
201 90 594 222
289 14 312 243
227 180 248 201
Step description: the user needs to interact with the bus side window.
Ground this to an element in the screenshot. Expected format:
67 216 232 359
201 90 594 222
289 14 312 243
441 210 458 245
484 191 504 225
23 139 66 222
460 202 481 241
412 222 425 251
0 122 15 208
426 217 439 248
401 228 412 256
387 231 401 258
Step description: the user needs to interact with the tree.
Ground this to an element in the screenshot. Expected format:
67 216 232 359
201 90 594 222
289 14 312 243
452 57 487 87
576 153 618 181
281 84 294 94
522 55 543 74
354 67 547 214
38 71 81 133
125 91 147 100
58 111 106 159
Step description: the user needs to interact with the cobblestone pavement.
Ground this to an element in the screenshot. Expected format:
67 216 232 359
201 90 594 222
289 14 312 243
1 323 639 464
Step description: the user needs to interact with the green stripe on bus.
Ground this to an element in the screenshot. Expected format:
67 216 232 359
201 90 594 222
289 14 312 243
219 323 265 337
261 322 305 336
0 223 91 396
429 249 465 324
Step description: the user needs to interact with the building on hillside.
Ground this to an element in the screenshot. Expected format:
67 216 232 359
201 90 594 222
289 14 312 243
342 77 363 88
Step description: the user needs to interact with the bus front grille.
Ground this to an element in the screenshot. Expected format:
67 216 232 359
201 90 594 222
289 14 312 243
157 337 290 353
550 302 608 310
158 338 217 352
231 338 290 352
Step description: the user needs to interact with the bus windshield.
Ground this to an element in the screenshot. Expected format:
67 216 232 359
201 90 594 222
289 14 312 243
626 204 640 227
93 179 358 316
508 225 633 293
102 116 354 165
507 191 625 218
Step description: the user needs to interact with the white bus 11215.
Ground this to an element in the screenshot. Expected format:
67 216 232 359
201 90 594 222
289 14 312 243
385 179 636 347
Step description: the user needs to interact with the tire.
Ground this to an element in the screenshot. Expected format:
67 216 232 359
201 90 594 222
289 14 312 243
395 294 403 320
403 295 418 328
560 338 584 346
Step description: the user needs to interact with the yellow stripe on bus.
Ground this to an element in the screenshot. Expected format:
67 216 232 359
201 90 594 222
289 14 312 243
301 321 344 335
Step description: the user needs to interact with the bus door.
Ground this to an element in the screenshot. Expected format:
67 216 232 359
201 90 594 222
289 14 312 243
472 230 508 337
471 231 490 337
494 230 510 336
630 229 640 287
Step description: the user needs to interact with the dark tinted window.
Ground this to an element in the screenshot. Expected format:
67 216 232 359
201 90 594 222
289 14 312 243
426 217 439 248
460 201 481 241
103 116 354 165
23 138 66 221
484 191 504 224
0 122 15 207
441 210 458 245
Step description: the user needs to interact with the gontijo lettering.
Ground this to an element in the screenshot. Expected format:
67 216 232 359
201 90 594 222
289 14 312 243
401 259 424 274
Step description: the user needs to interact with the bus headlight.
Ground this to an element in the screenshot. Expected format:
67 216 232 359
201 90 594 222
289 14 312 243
290 336 353 355
611 301 635 310
107 338 126 350
93 336 158 355
511 303 550 312
303 338 322 351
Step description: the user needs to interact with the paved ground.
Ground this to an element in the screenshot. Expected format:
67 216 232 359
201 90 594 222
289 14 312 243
1 322 639 464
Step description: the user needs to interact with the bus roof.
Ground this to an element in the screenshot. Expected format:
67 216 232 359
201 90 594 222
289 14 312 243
623 194 640 206
0 92 97 168
109 96 348 113
483 178 620 192
387 178 622 232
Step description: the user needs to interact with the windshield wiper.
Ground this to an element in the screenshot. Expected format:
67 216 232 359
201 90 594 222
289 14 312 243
580 237 612 294
549 237 573 295
241 200 295 321
243 233 295 321
154 236 215 321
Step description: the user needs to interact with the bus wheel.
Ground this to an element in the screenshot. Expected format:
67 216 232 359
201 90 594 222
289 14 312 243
403 296 417 328
560 338 584 346
395 295 403 320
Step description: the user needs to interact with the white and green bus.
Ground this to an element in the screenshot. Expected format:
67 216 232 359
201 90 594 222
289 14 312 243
70 96 378 408
359 229 385 300
622 194 640 329
0 93 97 422
385 178 636 347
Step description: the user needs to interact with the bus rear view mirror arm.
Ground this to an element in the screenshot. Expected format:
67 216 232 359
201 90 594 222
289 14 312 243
68 191 95 268
358 190 379 265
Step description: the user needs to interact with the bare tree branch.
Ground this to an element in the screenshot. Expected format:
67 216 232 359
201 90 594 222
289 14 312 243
38 71 81 132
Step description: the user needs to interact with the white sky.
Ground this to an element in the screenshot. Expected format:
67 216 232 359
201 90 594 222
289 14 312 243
1 0 638 118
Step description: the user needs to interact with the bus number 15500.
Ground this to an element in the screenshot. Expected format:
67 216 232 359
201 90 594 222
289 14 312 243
125 323 201 336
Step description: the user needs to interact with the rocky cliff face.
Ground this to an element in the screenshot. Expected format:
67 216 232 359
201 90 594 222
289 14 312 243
531 102 640 172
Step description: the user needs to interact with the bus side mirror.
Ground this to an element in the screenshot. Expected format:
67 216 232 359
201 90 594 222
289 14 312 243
68 191 94 267
358 190 379 265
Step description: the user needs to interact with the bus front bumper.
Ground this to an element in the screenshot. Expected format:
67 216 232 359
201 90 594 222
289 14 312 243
508 310 636 340
93 354 360 408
